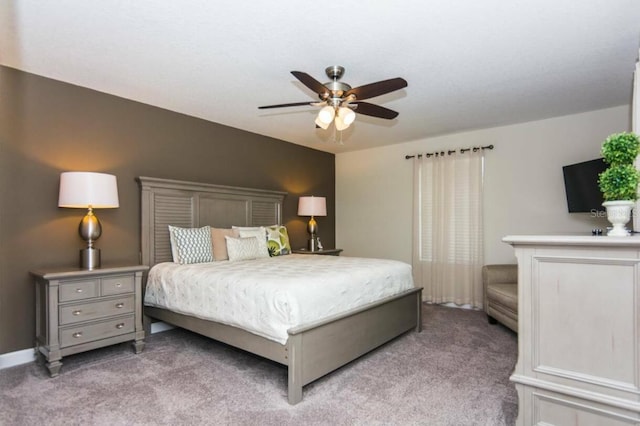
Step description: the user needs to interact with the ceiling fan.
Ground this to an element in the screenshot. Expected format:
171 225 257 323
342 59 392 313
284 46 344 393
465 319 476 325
258 66 407 131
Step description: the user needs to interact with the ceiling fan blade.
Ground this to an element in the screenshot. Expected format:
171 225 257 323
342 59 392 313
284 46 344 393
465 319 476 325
258 101 315 109
352 102 399 119
291 71 329 98
346 77 407 101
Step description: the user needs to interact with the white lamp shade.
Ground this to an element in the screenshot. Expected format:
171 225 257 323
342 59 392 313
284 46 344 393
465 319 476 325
334 115 348 131
58 172 120 208
317 106 335 124
298 196 327 217
335 107 356 131
315 115 331 130
338 107 356 125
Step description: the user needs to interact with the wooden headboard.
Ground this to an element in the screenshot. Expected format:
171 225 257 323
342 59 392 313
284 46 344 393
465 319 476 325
138 176 286 267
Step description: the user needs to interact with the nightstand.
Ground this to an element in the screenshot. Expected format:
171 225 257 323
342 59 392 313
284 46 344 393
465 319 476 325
292 248 343 256
30 265 148 377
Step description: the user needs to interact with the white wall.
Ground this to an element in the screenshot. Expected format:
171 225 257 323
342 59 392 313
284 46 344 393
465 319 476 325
336 106 631 265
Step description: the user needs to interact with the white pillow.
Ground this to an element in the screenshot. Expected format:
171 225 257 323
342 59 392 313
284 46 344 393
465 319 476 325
225 236 264 261
231 226 270 258
168 225 214 264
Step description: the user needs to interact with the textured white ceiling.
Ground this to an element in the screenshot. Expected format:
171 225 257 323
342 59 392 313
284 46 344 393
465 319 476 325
1 1 639 154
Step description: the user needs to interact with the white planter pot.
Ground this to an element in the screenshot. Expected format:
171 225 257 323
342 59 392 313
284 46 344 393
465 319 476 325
602 200 635 236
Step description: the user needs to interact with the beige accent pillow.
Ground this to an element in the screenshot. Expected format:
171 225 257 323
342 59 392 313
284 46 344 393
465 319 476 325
210 227 239 261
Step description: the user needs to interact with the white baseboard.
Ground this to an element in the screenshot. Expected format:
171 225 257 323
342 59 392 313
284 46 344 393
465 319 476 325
0 322 174 371
0 348 37 370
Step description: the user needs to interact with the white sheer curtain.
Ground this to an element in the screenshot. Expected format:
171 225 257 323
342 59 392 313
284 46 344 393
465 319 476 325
412 149 484 308
632 49 640 231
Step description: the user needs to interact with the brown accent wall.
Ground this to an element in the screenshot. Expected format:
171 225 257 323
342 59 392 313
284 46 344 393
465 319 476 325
0 66 335 354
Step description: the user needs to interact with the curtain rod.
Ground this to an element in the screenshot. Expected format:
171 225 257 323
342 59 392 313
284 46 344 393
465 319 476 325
404 144 494 159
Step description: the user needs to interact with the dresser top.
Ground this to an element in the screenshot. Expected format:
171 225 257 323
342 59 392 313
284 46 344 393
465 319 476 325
503 234 640 247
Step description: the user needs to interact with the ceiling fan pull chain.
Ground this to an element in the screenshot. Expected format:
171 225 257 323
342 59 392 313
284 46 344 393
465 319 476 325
333 127 344 145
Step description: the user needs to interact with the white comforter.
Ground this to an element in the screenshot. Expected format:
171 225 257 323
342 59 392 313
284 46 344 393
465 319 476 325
144 254 414 344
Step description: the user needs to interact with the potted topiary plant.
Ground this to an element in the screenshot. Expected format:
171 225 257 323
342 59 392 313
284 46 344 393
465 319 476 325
598 132 640 236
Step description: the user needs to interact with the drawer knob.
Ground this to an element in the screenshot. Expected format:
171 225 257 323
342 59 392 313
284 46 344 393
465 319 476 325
72 332 83 338
115 282 122 287
72 310 82 316
75 288 83 293
115 303 124 309
116 323 125 329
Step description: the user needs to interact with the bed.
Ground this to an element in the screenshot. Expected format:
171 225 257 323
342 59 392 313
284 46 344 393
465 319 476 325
138 176 422 404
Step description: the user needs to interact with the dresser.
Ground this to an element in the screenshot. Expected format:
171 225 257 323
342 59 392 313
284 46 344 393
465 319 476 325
30 265 148 377
503 235 640 425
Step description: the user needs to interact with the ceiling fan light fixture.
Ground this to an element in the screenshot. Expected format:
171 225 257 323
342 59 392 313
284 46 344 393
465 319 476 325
334 115 349 131
317 105 335 125
259 66 407 136
338 107 356 126
315 115 331 130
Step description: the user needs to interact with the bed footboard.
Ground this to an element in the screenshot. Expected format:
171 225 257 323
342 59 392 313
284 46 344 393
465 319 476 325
145 287 422 405
286 287 422 404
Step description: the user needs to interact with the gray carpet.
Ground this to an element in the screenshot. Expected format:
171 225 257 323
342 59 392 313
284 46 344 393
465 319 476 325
0 304 518 425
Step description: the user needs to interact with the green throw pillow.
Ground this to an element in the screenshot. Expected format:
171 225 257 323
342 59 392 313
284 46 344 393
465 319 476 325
267 225 291 256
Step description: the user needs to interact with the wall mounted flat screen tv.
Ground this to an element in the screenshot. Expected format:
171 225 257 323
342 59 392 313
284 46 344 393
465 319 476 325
562 158 607 213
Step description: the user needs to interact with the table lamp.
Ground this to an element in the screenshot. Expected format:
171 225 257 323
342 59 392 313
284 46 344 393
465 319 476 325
58 172 119 270
297 196 326 251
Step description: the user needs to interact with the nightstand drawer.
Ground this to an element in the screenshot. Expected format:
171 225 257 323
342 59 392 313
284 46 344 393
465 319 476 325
59 296 134 325
60 315 134 348
59 280 99 302
101 275 135 296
